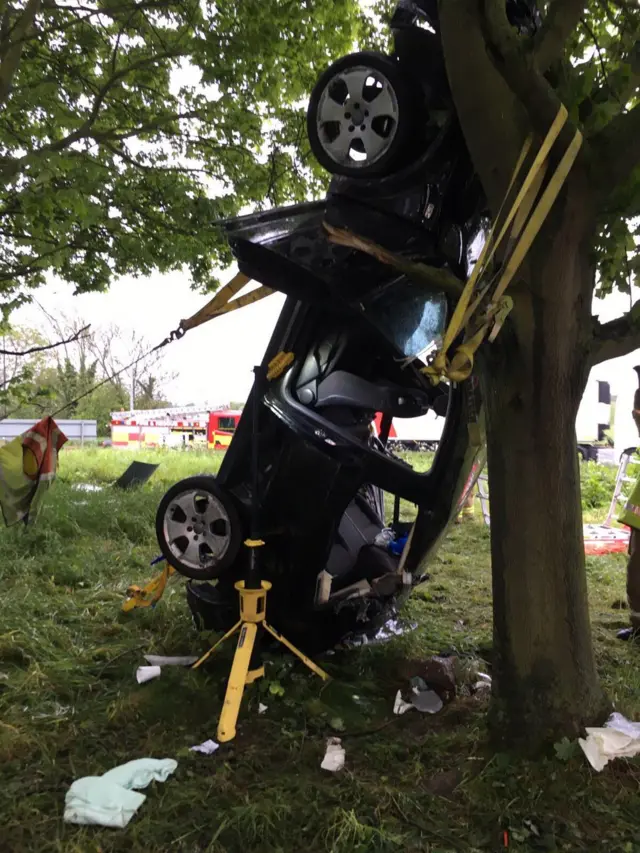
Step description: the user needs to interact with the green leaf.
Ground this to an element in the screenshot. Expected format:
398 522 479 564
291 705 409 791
554 737 580 762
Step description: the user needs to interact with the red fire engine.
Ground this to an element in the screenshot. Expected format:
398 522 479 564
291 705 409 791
110 406 242 450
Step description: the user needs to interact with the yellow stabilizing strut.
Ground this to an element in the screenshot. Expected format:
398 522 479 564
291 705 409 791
422 104 583 385
192 543 330 743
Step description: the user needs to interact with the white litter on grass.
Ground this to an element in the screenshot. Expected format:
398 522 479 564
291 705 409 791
580 713 640 771
411 688 443 714
143 655 199 667
258 703 268 714
476 672 492 683
321 737 345 772
189 739 220 755
73 483 104 492
393 689 413 715
136 665 161 684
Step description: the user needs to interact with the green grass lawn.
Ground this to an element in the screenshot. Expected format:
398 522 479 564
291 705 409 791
1 449 639 852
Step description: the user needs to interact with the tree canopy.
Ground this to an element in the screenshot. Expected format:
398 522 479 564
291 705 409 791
0 0 368 316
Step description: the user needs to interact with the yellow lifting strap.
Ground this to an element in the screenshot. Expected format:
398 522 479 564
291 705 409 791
423 104 583 385
122 563 175 612
179 272 275 334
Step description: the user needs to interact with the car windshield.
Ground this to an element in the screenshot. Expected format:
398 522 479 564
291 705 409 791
364 278 447 360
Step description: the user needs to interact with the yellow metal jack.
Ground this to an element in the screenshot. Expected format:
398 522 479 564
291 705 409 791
192 574 330 742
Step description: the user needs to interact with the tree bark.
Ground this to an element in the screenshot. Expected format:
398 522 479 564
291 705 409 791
480 172 610 749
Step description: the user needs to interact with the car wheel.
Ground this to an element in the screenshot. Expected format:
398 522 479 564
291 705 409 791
307 51 421 178
156 476 242 580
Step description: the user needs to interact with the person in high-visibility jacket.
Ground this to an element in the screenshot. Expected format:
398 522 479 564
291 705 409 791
617 366 640 640
455 484 476 523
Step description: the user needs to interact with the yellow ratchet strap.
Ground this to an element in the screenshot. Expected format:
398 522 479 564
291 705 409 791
179 272 274 334
423 104 582 385
122 563 175 612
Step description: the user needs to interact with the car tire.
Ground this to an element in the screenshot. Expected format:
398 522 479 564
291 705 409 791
307 50 422 178
156 475 243 580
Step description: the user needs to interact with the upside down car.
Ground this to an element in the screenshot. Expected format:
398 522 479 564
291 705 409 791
154 0 540 652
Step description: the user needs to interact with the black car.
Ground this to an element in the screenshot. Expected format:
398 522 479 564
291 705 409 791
154 0 540 652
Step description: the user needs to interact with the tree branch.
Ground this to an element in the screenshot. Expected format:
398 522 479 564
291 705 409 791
591 101 640 204
534 0 587 72
483 0 580 150
0 325 91 357
0 0 40 107
323 223 465 298
590 312 640 365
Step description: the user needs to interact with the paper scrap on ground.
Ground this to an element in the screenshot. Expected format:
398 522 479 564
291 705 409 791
64 758 178 828
579 713 640 771
393 689 413 715
73 483 104 492
189 739 219 755
321 738 345 772
136 665 161 684
411 688 443 714
143 655 199 667
258 703 268 714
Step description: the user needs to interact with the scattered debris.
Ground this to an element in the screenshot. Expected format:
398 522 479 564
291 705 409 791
579 713 640 771
321 737 345 772
258 703 268 714
473 671 492 695
143 654 198 667
189 739 219 755
64 757 178 828
411 688 443 714
136 665 161 684
421 655 457 701
73 483 103 492
343 617 418 648
113 461 159 490
393 689 413 715
32 702 73 720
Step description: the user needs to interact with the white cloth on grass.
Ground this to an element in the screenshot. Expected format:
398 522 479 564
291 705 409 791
64 758 178 828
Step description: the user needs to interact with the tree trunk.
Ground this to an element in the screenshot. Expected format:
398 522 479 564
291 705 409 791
480 174 610 749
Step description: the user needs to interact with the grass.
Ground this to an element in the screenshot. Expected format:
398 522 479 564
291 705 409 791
1 449 639 852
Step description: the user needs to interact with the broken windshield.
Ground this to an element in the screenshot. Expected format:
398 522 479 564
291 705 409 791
364 278 447 360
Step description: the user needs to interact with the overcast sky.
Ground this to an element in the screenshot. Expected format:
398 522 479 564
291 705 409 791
13 265 286 407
